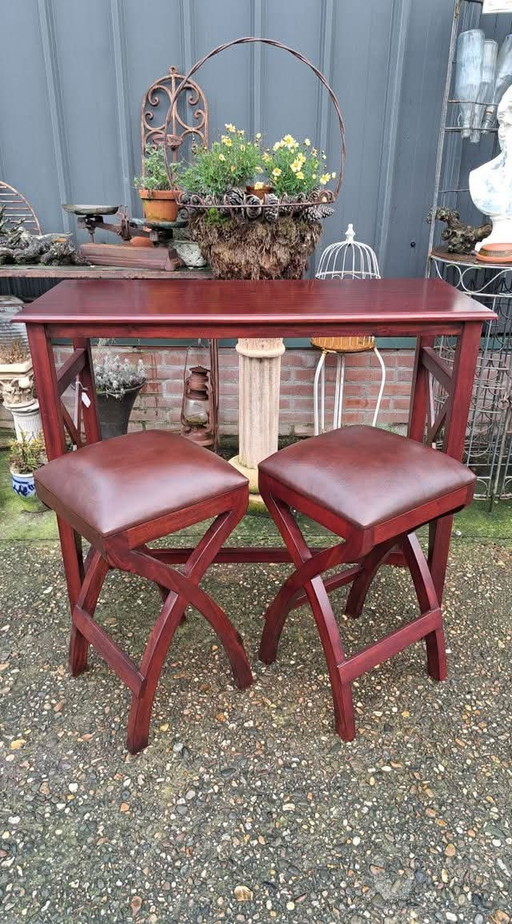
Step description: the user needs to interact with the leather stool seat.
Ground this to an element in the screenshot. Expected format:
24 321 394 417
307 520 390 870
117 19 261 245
260 425 475 536
258 425 476 742
36 429 247 543
36 429 252 753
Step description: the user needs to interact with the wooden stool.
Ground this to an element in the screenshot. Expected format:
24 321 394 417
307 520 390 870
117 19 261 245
35 430 253 752
258 426 476 740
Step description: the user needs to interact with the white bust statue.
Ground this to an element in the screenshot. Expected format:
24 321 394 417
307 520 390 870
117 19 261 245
469 85 512 248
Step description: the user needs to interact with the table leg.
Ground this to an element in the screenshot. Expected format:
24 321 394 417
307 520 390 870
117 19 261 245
408 334 434 443
73 337 101 444
427 322 482 600
27 325 85 619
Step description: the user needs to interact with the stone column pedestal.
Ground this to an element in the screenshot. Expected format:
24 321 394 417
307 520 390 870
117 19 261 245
229 337 285 506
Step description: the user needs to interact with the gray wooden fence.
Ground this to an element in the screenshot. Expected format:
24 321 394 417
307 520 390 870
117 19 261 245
0 0 454 278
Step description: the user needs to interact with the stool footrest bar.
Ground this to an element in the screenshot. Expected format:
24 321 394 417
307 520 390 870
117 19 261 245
339 607 442 684
73 606 145 695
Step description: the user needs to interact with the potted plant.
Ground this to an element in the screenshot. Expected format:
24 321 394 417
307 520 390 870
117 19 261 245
8 431 46 497
134 145 182 223
0 338 43 439
93 347 147 439
0 338 32 381
179 125 335 279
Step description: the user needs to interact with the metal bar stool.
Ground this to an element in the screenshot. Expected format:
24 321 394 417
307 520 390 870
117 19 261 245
35 430 253 753
313 224 386 433
258 425 476 740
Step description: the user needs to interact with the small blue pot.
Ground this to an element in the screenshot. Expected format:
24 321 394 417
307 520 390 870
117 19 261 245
11 471 36 498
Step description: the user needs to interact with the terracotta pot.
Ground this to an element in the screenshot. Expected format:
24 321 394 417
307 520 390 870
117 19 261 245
246 185 273 201
130 236 153 248
138 189 180 223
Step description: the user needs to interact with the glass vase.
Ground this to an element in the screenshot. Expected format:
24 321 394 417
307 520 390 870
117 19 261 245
455 29 484 139
471 40 498 142
482 34 512 132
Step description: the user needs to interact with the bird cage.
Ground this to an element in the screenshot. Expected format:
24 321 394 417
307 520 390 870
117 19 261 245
312 224 386 433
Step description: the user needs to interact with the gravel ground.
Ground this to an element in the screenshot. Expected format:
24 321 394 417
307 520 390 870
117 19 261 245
0 537 510 924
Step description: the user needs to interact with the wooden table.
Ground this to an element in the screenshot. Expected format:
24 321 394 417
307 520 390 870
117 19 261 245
16 276 495 607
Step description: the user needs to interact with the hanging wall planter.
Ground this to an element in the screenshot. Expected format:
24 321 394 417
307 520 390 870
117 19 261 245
172 37 345 281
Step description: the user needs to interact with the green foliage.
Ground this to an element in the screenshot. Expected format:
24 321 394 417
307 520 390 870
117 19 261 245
180 125 264 197
134 145 181 191
180 126 336 201
264 135 335 198
8 432 46 474
94 349 146 398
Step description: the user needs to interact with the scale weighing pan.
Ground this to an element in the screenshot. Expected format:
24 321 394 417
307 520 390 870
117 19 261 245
62 204 120 216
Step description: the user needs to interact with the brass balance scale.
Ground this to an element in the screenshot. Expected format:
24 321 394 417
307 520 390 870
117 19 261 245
61 204 194 271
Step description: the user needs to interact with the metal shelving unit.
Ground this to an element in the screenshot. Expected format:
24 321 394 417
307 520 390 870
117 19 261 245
427 0 512 501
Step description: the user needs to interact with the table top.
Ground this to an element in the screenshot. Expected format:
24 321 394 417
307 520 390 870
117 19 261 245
18 277 495 321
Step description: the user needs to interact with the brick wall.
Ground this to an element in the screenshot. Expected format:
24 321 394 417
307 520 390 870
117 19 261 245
1 344 415 438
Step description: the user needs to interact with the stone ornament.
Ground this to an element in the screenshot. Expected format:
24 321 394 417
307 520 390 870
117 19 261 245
470 85 512 247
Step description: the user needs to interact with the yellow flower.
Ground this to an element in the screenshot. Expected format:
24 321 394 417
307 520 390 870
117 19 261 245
262 152 271 162
272 167 282 177
312 173 317 179
319 173 330 185
240 145 245 151
304 138 311 146
255 166 262 172
254 181 265 190
296 170 304 180
218 153 225 161
238 129 244 135
225 123 236 132
256 132 262 140
283 134 295 146
290 161 299 173
273 141 282 151
223 137 232 147
230 165 236 172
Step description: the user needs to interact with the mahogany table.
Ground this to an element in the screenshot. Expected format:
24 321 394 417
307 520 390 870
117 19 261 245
16 277 495 612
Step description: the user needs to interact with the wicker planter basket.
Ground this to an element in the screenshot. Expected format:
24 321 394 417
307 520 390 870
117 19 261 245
188 213 323 280
166 38 345 280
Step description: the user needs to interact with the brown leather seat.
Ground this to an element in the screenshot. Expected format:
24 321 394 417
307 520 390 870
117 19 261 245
35 429 252 754
36 429 247 541
260 425 475 533
258 425 477 743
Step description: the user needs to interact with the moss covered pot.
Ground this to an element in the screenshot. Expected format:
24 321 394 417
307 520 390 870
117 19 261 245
188 214 323 279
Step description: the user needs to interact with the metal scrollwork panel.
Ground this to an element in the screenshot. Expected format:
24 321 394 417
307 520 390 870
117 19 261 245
141 66 208 166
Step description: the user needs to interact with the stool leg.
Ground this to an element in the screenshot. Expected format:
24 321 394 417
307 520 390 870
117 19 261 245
259 484 356 740
345 536 398 618
116 501 252 753
333 354 345 429
371 347 386 427
401 532 447 681
69 550 110 676
313 351 327 435
260 541 347 663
